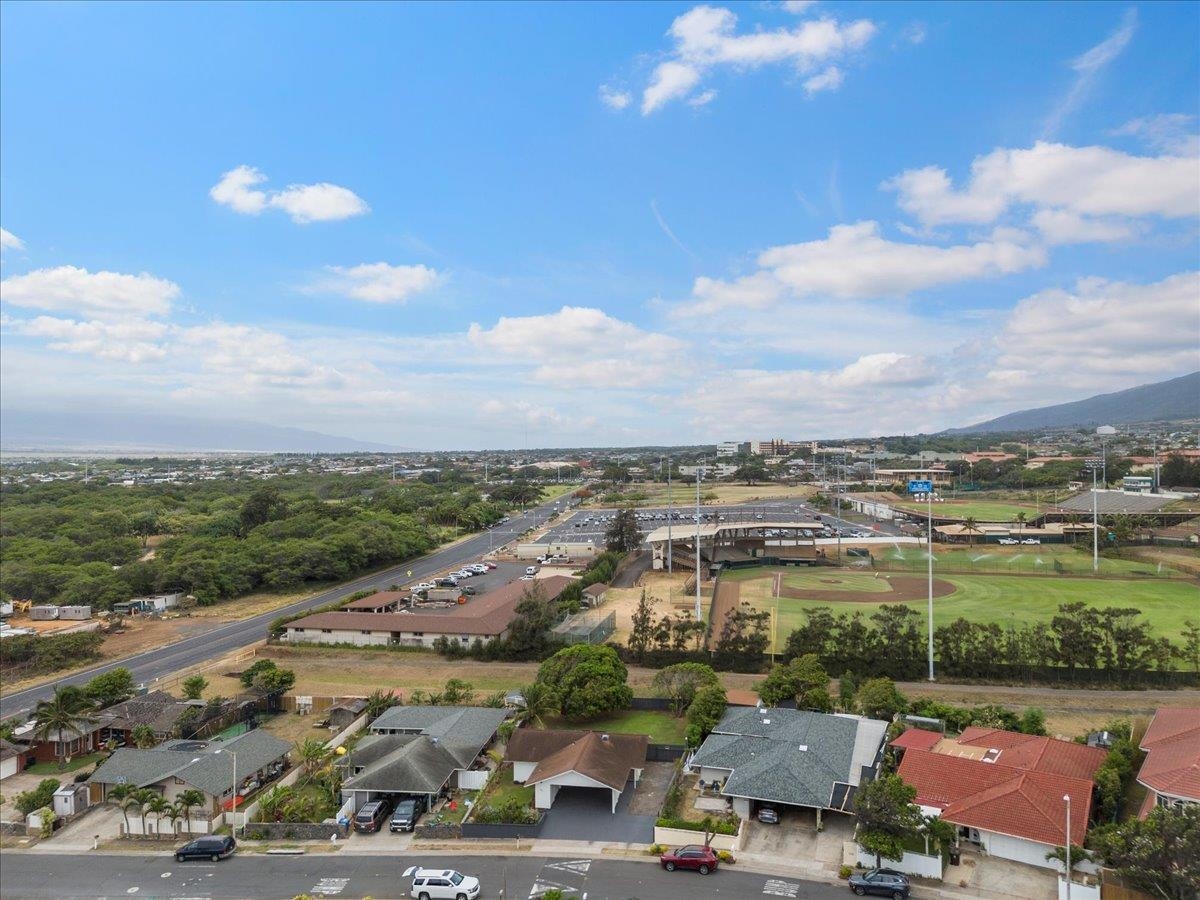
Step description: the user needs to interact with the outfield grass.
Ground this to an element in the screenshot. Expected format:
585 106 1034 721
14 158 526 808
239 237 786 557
546 708 688 743
727 567 1199 652
876 545 1184 577
598 483 813 508
890 499 1041 521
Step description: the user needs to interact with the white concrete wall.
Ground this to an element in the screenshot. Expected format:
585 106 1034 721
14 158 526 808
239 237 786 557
512 761 537 783
285 628 487 649
732 797 751 819
1059 878 1101 900
534 781 553 810
697 766 731 786
654 824 740 852
981 831 1057 869
0 756 18 780
857 846 943 880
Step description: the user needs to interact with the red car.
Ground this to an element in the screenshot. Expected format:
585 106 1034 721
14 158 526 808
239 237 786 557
660 844 719 875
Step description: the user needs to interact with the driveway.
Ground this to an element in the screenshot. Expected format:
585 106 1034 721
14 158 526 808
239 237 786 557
32 804 125 852
537 782 656 842
944 850 1057 900
742 806 853 870
0 772 46 824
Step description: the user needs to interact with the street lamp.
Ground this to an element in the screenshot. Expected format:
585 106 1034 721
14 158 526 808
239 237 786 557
1085 458 1101 573
1063 793 1072 900
695 465 703 622
1096 425 1116 488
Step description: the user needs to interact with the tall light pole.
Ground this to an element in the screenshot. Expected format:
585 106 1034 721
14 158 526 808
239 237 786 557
1063 793 1072 900
1086 459 1100 573
1097 425 1116 488
666 456 673 574
695 465 703 622
927 485 934 682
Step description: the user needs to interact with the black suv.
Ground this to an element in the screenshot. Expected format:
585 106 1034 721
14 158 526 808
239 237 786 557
389 795 428 832
175 835 236 862
849 869 910 899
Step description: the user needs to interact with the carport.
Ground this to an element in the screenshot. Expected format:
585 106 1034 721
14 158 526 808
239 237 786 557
530 771 622 813
506 730 648 815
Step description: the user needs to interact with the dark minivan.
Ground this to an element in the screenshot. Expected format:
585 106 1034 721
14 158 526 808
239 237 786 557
353 798 393 834
175 835 236 862
389 795 428 832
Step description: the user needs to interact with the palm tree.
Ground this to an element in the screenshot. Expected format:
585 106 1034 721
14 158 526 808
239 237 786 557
130 725 156 748
107 783 134 833
175 789 206 834
122 794 144 836
32 687 99 769
1014 511 1028 533
961 517 980 547
512 682 558 729
144 794 171 839
1065 513 1082 544
161 801 182 838
132 788 157 835
295 738 331 781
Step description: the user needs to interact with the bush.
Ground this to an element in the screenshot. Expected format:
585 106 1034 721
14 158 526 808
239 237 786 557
717 850 735 863
15 779 61 817
648 843 668 855
473 796 539 825
654 816 739 836
838 865 853 879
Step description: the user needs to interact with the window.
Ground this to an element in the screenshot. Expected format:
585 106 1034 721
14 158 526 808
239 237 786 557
460 635 469 642
362 630 372 635
322 629 332 633
295 628 305 633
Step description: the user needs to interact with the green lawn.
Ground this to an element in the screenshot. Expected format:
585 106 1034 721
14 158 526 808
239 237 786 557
876 545 1185 578
24 751 106 775
890 499 1041 522
545 708 689 744
478 765 534 809
729 568 1199 653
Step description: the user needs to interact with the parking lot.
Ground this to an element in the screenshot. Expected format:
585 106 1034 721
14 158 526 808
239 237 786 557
533 500 892 546
406 560 526 593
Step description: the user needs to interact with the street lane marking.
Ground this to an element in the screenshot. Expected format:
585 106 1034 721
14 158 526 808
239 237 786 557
544 860 590 874
310 876 349 896
763 878 799 897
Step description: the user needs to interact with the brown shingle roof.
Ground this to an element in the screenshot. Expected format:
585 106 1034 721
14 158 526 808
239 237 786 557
287 576 575 637
343 590 410 610
100 690 188 735
507 729 648 792
582 583 609 597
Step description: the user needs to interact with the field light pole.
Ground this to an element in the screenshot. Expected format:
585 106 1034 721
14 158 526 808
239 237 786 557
1089 462 1100 573
927 487 934 682
695 466 703 622
666 456 673 574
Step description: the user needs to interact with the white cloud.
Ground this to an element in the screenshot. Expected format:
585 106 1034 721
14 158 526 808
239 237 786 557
990 271 1200 389
178 322 346 389
1044 8 1137 137
688 88 718 107
466 306 688 388
209 165 369 223
16 315 168 363
1 228 25 251
1112 113 1200 157
1029 209 1135 245
901 22 927 45
884 141 1199 230
781 1 818 13
677 221 1045 314
803 66 843 95
638 4 876 113
598 84 632 110
0 265 179 318
314 262 439 303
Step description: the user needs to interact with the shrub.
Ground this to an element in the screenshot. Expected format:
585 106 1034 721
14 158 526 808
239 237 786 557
654 816 739 836
838 865 852 879
15 779 61 817
717 850 735 863
648 843 667 855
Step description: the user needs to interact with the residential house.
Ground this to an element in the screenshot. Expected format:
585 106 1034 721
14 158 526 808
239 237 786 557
284 576 575 649
98 690 192 747
0 738 30 780
88 729 291 831
1136 707 1200 817
581 583 609 607
506 729 647 813
893 726 1107 869
689 707 889 825
13 718 106 765
340 706 506 812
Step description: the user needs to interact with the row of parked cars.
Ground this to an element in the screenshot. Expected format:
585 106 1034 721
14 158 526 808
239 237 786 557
411 561 498 591
998 537 1041 545
353 794 428 834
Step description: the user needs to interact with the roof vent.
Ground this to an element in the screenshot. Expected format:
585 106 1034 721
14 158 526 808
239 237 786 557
798 744 808 752
763 719 771 725
430 736 439 744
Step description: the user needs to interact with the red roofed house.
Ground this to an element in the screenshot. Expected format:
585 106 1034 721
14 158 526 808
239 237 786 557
892 727 1107 870
1136 707 1200 818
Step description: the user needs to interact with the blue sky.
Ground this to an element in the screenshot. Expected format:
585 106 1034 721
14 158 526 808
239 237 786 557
2 1 1197 449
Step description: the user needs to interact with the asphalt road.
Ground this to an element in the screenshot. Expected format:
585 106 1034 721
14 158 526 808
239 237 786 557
0 497 567 720
0 851 852 900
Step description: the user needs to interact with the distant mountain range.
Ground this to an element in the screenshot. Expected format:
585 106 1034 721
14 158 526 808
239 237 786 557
0 409 406 454
950 371 1200 434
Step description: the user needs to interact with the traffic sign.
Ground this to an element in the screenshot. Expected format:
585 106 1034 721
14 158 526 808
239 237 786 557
907 480 933 494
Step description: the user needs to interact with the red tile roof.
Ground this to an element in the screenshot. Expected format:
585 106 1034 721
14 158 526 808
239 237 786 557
898 748 1093 846
891 729 942 752
956 727 1107 780
1138 707 1200 802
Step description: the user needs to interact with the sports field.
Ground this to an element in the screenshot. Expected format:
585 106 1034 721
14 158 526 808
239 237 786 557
876 545 1184 578
721 566 1199 653
889 498 1041 521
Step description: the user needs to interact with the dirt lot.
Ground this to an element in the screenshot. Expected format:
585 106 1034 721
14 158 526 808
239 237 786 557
603 571 706 642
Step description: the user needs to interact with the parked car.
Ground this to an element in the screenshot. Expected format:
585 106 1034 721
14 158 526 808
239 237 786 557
469 564 487 574
436 577 459 587
485 562 497 569
660 844 719 875
402 867 481 900
1021 538 1041 545
175 835 236 862
414 582 435 590
848 868 911 898
519 574 535 581
997 538 1019 545
756 806 780 824
353 798 393 834
460 585 476 595
390 796 428 832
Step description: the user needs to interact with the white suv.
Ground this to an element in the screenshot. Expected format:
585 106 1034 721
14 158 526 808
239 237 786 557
403 867 481 900
469 564 488 574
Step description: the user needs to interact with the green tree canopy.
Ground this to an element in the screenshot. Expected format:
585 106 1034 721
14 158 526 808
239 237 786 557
853 773 925 868
181 675 208 701
855 677 909 721
1088 805 1200 900
685 683 728 746
652 663 720 716
604 508 641 553
535 644 632 722
85 668 136 708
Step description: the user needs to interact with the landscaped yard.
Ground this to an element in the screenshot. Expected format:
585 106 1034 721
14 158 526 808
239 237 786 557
725 565 1199 651
478 765 534 809
545 708 689 744
24 752 106 775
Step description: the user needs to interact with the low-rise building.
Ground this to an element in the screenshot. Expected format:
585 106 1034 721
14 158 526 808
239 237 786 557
1136 707 1200 817
689 707 888 826
506 729 648 813
98 690 194 747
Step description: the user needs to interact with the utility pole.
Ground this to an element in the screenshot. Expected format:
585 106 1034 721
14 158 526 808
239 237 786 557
927 486 934 682
666 456 673 574
1091 463 1099 573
